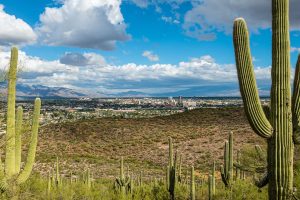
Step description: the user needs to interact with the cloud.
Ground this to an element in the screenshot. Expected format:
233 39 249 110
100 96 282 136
142 51 160 62
291 47 300 54
131 0 149 8
36 0 129 50
0 5 37 46
161 16 180 24
60 52 106 67
0 49 272 96
183 0 300 41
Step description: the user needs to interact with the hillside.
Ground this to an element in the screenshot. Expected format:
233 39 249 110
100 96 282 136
33 107 266 180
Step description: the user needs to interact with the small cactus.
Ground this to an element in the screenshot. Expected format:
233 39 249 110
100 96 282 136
190 166 195 200
220 132 233 187
115 157 131 196
167 137 177 200
208 174 213 200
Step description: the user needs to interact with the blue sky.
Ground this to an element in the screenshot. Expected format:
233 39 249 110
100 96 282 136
0 0 299 97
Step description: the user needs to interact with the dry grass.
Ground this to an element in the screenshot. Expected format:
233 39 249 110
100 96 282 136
33 107 265 180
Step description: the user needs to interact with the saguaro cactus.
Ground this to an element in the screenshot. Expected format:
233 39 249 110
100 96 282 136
190 166 195 200
233 0 297 198
220 132 233 187
115 157 130 196
211 161 215 196
208 174 213 200
0 47 41 190
167 137 177 200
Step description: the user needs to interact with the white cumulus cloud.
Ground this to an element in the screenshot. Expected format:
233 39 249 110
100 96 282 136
0 4 37 46
183 0 300 41
142 51 159 62
36 0 129 50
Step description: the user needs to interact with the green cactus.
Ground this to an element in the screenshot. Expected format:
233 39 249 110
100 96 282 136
178 154 182 183
0 47 41 191
208 174 213 200
235 150 241 180
211 161 215 196
190 166 195 200
167 137 177 200
15 106 23 174
115 157 130 196
139 170 143 187
55 157 62 188
233 0 297 198
220 132 233 187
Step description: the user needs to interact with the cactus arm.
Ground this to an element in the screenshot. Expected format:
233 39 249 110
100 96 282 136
292 55 300 144
233 18 273 139
15 106 23 174
220 165 228 187
17 98 41 184
5 47 18 177
255 172 269 188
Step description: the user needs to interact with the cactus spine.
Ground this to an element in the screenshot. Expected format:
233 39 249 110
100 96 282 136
190 166 195 200
233 0 296 198
0 47 41 190
220 132 233 187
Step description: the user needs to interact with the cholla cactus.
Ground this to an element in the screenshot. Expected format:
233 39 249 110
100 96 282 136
233 0 298 198
220 132 233 187
0 47 41 191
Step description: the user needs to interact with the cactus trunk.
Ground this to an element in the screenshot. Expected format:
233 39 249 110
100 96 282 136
5 47 18 178
233 0 295 198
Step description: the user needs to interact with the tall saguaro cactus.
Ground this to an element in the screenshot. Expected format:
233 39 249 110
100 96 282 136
233 0 297 198
0 47 42 191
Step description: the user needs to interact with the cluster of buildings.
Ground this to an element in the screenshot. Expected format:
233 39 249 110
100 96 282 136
0 97 270 133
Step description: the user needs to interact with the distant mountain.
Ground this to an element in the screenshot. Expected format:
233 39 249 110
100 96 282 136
0 83 86 98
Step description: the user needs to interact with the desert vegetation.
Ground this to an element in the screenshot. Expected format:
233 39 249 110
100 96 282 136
1 0 300 199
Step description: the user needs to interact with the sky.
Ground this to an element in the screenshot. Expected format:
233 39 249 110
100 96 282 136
0 0 300 97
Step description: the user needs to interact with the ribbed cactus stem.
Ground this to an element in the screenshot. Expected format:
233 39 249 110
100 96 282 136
15 106 23 174
236 150 240 180
178 154 182 183
233 0 295 198
5 47 18 178
212 161 215 195
168 137 177 200
169 137 173 168
17 98 41 184
220 132 233 187
166 166 170 190
208 174 213 200
190 166 195 200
